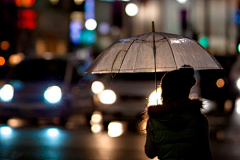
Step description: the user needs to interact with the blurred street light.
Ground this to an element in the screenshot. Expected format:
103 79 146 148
85 19 97 30
125 3 138 17
0 56 6 66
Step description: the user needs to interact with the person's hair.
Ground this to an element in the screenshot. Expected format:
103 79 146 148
160 65 196 102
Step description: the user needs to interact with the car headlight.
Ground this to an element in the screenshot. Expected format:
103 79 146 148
91 81 104 94
148 88 162 106
0 84 14 102
44 86 62 104
237 78 240 90
99 89 116 104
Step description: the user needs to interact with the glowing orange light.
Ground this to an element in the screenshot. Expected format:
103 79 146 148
0 56 6 66
0 41 10 50
14 0 22 7
216 78 225 88
14 0 35 7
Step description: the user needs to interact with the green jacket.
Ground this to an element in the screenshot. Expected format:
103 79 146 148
145 98 212 160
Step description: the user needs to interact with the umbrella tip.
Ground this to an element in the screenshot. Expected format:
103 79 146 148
152 21 155 32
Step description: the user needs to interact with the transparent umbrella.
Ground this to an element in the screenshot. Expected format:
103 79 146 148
86 22 223 91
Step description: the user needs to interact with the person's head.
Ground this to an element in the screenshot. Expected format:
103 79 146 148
160 65 196 103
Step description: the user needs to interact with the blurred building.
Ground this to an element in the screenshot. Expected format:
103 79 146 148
0 0 240 63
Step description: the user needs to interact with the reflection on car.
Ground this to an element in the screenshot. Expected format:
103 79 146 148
0 58 94 125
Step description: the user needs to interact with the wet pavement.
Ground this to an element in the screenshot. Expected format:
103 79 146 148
1 123 240 160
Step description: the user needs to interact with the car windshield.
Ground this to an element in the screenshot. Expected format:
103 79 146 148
11 59 80 82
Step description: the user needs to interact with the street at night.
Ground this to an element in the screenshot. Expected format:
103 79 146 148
1 0 240 159
1 111 240 160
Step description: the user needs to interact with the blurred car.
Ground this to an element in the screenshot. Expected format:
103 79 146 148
0 57 94 125
90 72 218 131
90 73 160 129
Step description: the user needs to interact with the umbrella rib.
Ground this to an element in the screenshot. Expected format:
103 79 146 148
118 34 147 73
161 35 178 70
133 38 145 73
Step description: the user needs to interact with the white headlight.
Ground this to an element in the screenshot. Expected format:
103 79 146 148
99 89 116 104
91 81 104 94
46 128 60 137
148 88 162 106
0 126 12 136
44 86 62 104
108 122 123 137
0 84 14 102
237 78 240 90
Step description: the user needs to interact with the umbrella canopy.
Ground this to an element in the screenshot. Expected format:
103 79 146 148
86 32 223 74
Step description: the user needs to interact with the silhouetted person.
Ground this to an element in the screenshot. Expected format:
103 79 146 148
143 65 212 160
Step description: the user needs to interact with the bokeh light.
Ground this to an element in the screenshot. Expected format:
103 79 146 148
15 0 35 7
125 3 138 17
110 26 121 36
74 0 84 5
70 20 82 45
236 98 240 114
49 0 59 5
0 56 6 66
99 89 116 104
9 52 25 65
46 128 60 137
148 88 162 106
216 78 225 88
0 41 10 50
237 78 240 90
98 22 110 35
91 124 102 133
44 86 62 104
17 10 37 29
237 43 240 54
70 11 84 21
90 111 102 124
7 118 27 128
198 37 209 48
91 81 104 94
176 0 187 4
0 84 14 102
81 30 97 45
85 19 97 30
108 122 123 137
0 126 12 136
